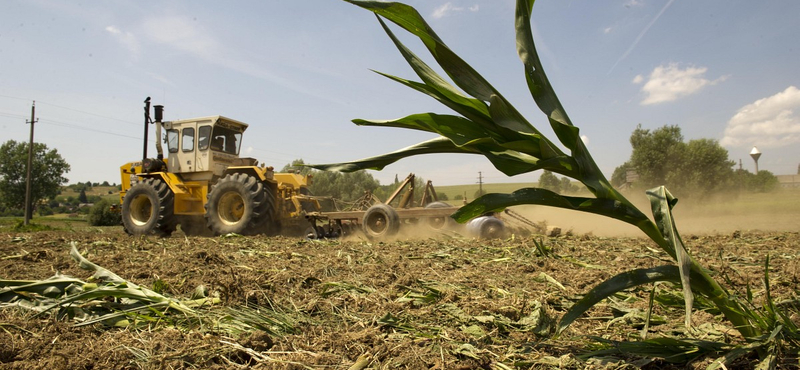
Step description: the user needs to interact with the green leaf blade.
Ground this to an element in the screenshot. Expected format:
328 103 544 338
558 265 682 334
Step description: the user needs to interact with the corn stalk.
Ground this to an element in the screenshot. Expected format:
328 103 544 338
313 0 760 341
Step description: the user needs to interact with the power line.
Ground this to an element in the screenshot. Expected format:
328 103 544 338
37 100 140 126
0 94 139 126
38 118 142 140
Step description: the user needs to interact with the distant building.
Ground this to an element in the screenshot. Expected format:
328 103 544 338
777 175 800 188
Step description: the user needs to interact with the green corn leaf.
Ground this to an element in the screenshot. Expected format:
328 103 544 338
646 186 693 330
370 71 502 136
586 337 728 364
513 0 627 205
706 341 764 370
71 247 125 283
515 0 576 142
345 1 500 102
558 265 682 334
0 277 84 301
350 1 556 151
311 134 579 177
352 114 493 147
309 137 477 172
374 17 492 123
452 187 649 227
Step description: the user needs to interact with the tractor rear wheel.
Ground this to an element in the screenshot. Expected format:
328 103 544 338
205 173 272 235
121 178 178 237
362 204 400 239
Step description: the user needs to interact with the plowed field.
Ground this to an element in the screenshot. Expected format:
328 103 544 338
1 226 798 369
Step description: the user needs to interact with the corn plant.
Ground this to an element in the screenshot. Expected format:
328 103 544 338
312 0 793 365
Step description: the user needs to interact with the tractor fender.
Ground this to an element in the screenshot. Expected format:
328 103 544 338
127 172 183 195
224 166 277 184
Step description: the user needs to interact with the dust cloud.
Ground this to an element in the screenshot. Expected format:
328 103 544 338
505 191 800 237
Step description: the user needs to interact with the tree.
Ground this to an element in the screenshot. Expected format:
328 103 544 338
88 199 122 226
628 124 685 188
734 169 779 193
538 170 561 193
0 140 70 216
78 189 88 203
281 159 381 202
559 177 577 194
613 125 735 197
680 138 735 195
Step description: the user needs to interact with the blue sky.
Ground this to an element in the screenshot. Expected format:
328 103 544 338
1 0 798 187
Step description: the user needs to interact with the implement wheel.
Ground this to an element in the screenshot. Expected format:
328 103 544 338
467 216 506 239
362 204 400 239
121 178 177 237
205 173 272 235
423 201 456 231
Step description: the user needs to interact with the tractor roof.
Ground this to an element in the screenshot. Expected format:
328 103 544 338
168 116 249 132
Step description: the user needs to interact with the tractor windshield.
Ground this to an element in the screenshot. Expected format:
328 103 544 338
210 126 242 155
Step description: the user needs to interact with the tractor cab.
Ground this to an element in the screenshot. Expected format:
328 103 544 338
163 116 248 181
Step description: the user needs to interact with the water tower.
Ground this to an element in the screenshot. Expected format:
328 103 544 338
750 146 761 173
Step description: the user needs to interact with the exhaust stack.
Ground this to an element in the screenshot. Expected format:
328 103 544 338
154 105 164 159
142 97 151 164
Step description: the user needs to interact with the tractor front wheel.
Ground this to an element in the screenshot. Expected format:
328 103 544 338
205 173 272 235
121 178 177 237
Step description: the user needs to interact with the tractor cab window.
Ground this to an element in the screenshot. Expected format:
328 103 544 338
166 129 179 153
182 127 195 152
210 126 242 155
198 126 212 151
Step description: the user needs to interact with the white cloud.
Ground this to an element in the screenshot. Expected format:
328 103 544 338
138 16 293 88
105 25 141 58
634 63 726 105
141 16 220 59
432 2 479 19
625 0 643 8
720 86 800 148
603 27 614 34
580 135 590 145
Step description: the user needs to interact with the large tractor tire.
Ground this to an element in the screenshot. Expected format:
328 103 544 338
121 178 178 237
422 201 456 231
362 204 400 239
251 185 278 235
205 173 273 235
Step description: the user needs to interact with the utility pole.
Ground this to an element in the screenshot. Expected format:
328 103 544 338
24 101 38 225
477 171 484 197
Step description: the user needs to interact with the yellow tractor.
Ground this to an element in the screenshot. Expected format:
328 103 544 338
119 98 318 237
